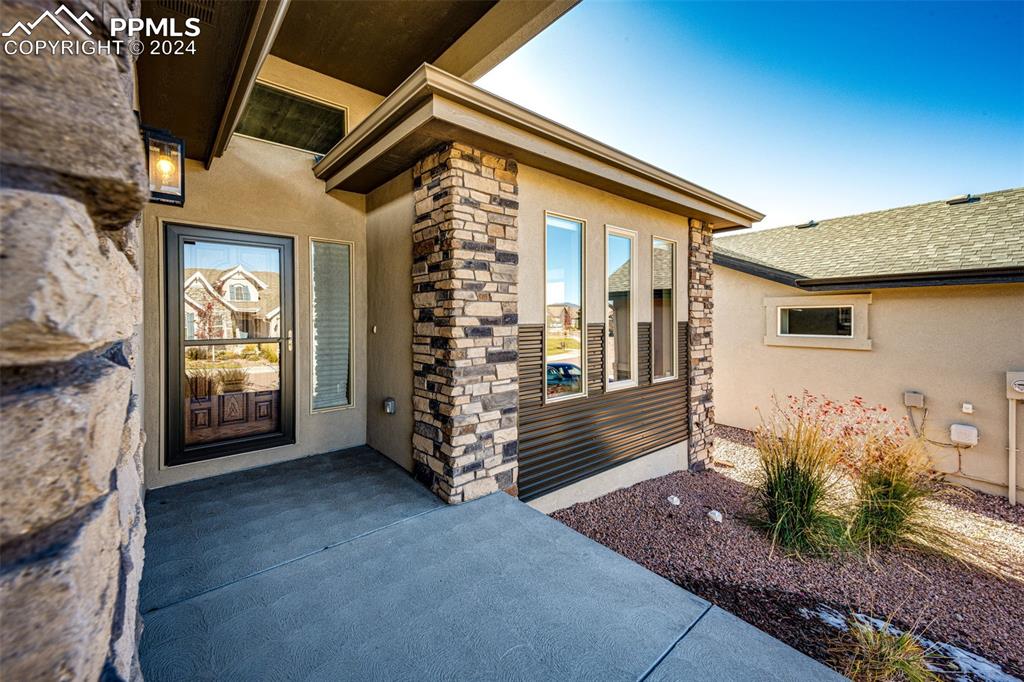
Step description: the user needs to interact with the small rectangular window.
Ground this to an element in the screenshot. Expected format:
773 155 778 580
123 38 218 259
779 306 853 337
652 237 676 381
236 82 347 155
606 226 637 389
545 213 585 401
311 239 352 411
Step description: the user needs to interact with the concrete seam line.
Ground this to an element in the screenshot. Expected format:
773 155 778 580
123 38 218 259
141 504 448 614
636 603 713 682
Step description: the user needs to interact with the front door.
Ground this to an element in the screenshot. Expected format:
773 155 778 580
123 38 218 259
165 224 295 466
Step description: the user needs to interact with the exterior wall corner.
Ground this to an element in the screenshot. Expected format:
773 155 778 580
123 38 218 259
410 142 520 503
687 218 714 470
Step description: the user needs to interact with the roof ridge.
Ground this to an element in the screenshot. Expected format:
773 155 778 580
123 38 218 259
718 186 1023 241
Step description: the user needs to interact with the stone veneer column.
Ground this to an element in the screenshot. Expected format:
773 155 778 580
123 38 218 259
1 2 148 678
410 143 520 503
687 218 715 470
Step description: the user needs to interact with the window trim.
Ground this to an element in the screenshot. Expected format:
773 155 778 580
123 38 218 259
230 283 252 301
233 79 350 157
543 210 587 404
604 224 639 392
651 235 678 383
309 237 355 414
763 294 872 351
776 304 854 339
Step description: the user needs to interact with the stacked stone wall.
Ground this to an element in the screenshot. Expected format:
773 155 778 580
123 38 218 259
1 1 148 678
410 142 520 503
687 218 714 469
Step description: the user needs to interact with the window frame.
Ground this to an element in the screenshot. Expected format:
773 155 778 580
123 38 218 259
604 224 639 392
543 210 587 404
230 283 251 301
777 304 854 339
163 222 296 468
650 235 678 383
309 237 355 414
763 294 872 351
233 79 350 157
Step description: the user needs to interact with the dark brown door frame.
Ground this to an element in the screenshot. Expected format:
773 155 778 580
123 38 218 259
164 222 296 466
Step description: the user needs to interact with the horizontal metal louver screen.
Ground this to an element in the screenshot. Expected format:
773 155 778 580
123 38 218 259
517 321 690 501
311 241 350 411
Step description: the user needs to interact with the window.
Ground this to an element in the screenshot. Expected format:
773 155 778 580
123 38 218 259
310 239 352 411
545 213 585 400
764 294 872 351
230 284 251 301
605 226 637 389
652 237 676 381
779 306 853 337
235 82 348 155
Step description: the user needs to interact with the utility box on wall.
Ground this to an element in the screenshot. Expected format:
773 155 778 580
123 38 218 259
1007 371 1024 400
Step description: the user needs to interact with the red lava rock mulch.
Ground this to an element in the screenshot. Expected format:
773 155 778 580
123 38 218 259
551 427 1024 678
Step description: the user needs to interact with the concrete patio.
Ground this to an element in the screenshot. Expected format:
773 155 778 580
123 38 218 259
139 447 843 681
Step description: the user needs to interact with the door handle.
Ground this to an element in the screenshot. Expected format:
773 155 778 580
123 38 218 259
287 329 293 352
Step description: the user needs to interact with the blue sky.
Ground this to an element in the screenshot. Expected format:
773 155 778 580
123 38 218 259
478 1 1024 229
185 242 280 273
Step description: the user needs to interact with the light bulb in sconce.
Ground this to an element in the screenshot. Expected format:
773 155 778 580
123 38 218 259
156 155 176 180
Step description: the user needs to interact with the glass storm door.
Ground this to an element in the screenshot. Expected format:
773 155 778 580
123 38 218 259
165 224 295 466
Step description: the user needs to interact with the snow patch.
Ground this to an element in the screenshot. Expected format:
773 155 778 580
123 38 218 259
799 604 1017 682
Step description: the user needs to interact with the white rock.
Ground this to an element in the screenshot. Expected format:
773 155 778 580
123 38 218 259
708 510 723 523
667 495 681 506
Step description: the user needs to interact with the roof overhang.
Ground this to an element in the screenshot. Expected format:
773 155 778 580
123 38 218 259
714 252 1024 290
313 65 764 229
138 0 574 167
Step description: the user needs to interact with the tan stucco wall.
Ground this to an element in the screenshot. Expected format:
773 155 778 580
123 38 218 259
256 55 384 130
142 136 368 488
517 164 690 327
365 171 415 470
713 265 1024 498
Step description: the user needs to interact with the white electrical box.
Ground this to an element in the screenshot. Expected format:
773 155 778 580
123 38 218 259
950 423 978 447
1008 371 1024 400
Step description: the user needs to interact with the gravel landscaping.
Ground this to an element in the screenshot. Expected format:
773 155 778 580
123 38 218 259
552 426 1024 679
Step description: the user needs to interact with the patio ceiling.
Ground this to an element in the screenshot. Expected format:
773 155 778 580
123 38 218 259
136 0 266 164
136 0 576 166
269 0 498 96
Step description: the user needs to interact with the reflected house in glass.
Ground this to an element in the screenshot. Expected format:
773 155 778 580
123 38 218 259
182 267 280 341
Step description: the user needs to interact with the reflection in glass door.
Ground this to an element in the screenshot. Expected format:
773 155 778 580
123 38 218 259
165 224 294 466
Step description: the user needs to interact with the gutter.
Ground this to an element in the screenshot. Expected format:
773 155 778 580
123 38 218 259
712 253 804 288
796 266 1024 290
713 253 1024 291
312 64 764 228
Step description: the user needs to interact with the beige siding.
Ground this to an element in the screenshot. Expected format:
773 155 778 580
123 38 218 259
517 164 691 327
142 136 368 488
365 171 416 470
713 264 1024 498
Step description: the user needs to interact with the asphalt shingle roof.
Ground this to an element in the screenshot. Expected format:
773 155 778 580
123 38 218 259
714 188 1024 280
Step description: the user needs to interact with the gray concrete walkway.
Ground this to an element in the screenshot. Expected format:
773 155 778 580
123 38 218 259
139 447 843 681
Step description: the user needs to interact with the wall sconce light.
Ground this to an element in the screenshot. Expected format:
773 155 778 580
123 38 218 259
383 397 397 415
142 126 185 206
